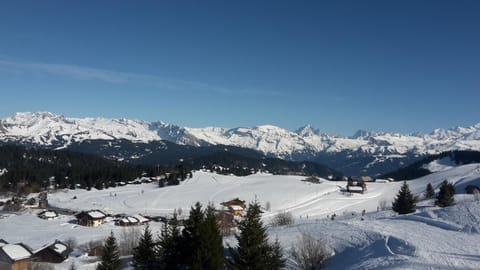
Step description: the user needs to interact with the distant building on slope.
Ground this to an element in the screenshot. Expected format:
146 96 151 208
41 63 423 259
221 198 246 216
37 210 58 220
75 210 107 227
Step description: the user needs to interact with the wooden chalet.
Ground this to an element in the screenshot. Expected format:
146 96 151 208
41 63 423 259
75 210 107 227
221 198 246 209
221 198 246 216
34 240 72 264
346 179 367 194
0 242 33 270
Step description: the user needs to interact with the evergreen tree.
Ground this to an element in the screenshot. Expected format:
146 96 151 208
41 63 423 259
182 202 205 266
194 204 225 270
425 183 435 199
157 212 183 269
229 201 284 270
268 239 286 269
392 181 416 214
132 225 157 269
97 232 121 270
436 180 455 207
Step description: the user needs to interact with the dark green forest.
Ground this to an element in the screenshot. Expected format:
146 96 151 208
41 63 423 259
0 144 155 193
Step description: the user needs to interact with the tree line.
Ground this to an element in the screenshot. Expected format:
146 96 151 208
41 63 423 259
392 180 456 215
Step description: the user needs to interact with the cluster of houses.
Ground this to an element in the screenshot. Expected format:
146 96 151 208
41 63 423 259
0 239 72 270
0 195 249 269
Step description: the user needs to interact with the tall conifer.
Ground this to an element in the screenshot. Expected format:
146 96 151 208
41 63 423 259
97 232 121 270
392 181 416 214
436 180 455 207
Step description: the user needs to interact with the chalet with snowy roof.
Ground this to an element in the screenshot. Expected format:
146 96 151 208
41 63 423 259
0 242 33 270
34 240 72 264
38 210 58 220
221 198 246 209
75 210 106 227
221 198 246 216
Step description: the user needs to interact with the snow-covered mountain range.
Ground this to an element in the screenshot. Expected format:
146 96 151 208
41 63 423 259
1 112 480 176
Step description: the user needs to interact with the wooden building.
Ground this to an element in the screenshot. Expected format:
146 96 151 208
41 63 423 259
34 240 72 263
221 198 246 216
75 210 107 227
0 242 33 270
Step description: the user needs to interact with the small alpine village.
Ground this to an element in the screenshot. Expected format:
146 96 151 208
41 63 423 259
1 155 475 270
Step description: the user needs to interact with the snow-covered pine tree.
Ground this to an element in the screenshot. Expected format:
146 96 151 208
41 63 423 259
96 232 121 270
392 181 416 214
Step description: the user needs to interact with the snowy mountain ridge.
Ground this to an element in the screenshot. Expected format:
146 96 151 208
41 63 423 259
1 112 480 159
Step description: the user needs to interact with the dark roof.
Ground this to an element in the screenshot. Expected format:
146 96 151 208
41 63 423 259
36 240 72 258
221 198 246 207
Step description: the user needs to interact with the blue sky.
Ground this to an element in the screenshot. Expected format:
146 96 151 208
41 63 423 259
0 0 479 135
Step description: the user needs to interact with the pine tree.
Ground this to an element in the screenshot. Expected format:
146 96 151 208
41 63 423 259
268 238 286 269
97 232 121 270
182 202 205 266
425 183 435 199
392 181 416 214
132 225 157 269
229 201 285 270
194 204 225 270
157 212 183 269
436 180 455 207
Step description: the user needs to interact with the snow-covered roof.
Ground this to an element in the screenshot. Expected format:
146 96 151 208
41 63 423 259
229 205 244 211
39 211 58 218
133 214 149 223
53 243 67 254
87 210 106 219
1 244 32 261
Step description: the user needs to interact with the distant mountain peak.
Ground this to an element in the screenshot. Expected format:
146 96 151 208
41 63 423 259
351 129 372 139
296 124 319 137
1 112 480 167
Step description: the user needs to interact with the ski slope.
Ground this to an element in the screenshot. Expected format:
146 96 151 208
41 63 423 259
1 164 479 269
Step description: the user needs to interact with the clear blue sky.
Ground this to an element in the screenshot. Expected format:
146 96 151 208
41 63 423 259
0 0 479 135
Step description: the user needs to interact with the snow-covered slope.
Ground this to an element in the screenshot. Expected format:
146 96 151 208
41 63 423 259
1 164 479 269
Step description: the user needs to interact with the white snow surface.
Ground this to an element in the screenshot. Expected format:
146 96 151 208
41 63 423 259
422 156 458 172
1 112 480 158
1 165 480 269
53 243 67 254
1 244 32 261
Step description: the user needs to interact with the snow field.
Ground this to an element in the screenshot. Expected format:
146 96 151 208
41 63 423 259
0 164 479 269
